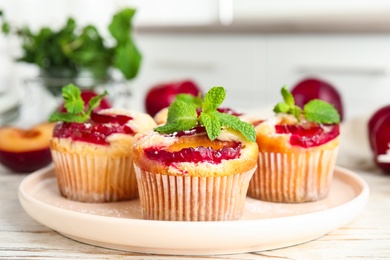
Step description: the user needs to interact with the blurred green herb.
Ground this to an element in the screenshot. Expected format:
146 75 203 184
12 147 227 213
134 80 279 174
0 8 141 81
49 84 108 123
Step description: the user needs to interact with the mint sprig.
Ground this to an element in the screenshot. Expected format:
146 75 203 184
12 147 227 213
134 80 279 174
303 99 340 124
153 99 198 133
175 93 203 108
155 86 256 142
274 86 340 124
49 84 108 123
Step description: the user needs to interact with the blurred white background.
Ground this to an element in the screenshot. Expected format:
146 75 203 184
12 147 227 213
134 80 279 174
0 0 218 122
2 0 390 122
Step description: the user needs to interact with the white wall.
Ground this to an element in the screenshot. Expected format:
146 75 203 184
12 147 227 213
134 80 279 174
134 33 390 120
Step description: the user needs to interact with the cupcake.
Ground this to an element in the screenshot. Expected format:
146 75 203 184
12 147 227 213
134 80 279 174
248 86 341 203
49 84 156 202
132 86 258 221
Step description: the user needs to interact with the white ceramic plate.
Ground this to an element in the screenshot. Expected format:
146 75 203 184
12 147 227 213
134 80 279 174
19 165 369 255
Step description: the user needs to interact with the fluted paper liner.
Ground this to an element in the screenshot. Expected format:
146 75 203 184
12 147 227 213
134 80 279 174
248 148 338 203
51 150 138 203
134 165 256 221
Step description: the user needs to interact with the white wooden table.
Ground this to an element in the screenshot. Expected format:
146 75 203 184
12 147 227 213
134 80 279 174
1 159 389 259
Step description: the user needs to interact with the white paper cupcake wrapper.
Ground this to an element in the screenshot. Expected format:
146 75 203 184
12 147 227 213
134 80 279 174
248 148 338 203
51 150 138 203
134 165 256 221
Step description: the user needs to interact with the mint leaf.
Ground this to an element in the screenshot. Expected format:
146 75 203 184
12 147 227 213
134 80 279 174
274 86 340 124
155 100 198 133
113 41 142 80
304 99 340 124
281 86 294 106
273 102 290 114
62 84 85 114
176 93 202 108
217 112 256 142
86 90 108 115
49 112 88 123
109 8 142 80
155 86 256 142
273 86 300 121
1 21 10 34
154 122 186 134
49 84 108 123
108 8 135 44
203 86 225 112
199 111 221 140
165 100 198 125
292 106 302 121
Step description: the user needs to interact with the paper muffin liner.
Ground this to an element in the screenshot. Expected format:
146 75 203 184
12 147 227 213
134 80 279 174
134 165 256 221
247 147 338 203
51 149 138 203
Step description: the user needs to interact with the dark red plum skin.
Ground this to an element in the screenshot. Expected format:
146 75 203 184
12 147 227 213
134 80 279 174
368 105 390 173
0 148 52 173
291 78 344 121
145 80 201 117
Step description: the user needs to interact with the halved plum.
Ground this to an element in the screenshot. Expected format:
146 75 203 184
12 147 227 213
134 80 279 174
0 123 54 172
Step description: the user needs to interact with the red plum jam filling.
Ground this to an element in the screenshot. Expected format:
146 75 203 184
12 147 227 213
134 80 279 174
217 107 243 117
144 142 242 165
53 112 134 145
275 123 339 148
195 108 242 117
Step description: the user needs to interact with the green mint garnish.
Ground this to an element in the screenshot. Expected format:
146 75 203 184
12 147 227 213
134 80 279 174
175 93 203 108
273 86 340 124
49 84 108 123
303 99 340 124
153 99 198 133
155 86 256 142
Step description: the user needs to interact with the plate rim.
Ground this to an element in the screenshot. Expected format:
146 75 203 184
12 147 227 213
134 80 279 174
18 165 369 255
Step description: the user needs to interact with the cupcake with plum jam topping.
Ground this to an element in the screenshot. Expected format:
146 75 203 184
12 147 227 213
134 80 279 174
248 86 341 203
132 86 258 221
49 84 156 203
